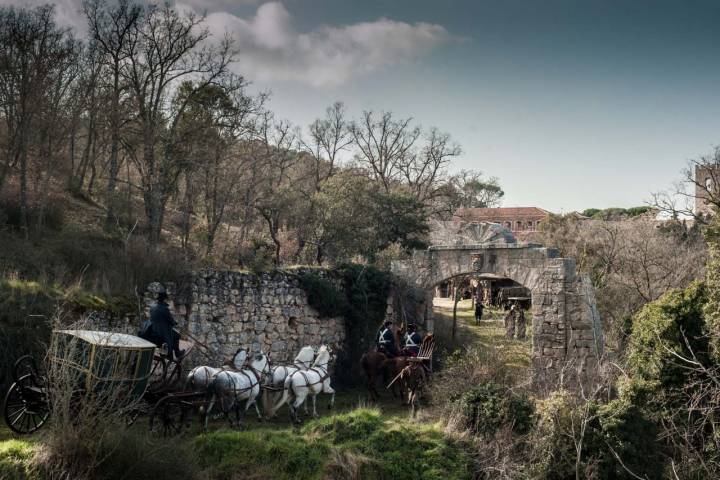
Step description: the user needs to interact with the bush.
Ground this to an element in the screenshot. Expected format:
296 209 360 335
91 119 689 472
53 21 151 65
0 193 65 232
626 281 710 394
455 382 534 436
531 392 663 480
297 271 347 318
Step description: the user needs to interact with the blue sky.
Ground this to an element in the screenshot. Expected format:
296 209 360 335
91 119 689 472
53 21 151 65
9 0 720 212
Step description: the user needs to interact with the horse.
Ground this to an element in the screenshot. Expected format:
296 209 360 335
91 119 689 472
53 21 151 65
269 345 335 423
360 325 408 402
185 348 247 391
262 345 316 413
388 362 427 417
205 351 269 429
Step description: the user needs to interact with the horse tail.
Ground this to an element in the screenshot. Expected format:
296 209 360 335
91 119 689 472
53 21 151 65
269 373 293 417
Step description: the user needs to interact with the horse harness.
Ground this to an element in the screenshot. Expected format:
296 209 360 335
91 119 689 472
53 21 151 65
228 365 264 397
294 364 330 387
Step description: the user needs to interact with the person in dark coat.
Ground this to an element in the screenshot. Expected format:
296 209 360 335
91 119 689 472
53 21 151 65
149 291 185 360
375 320 398 358
474 301 484 325
403 323 422 357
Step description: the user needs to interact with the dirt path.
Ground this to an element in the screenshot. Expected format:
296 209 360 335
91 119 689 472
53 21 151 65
431 300 532 373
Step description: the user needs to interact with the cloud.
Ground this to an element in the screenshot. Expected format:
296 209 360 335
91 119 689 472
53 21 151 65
1 0 450 87
200 2 450 87
0 0 87 34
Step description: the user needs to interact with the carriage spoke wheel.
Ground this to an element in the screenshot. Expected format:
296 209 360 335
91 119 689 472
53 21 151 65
4 373 50 435
150 398 187 437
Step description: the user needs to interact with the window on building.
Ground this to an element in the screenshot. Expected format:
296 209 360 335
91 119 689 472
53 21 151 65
516 221 523 230
706 177 714 192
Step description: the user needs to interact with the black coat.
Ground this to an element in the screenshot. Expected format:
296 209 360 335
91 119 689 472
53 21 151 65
150 301 176 348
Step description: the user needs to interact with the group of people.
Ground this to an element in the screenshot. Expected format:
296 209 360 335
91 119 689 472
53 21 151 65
504 303 527 340
375 320 423 358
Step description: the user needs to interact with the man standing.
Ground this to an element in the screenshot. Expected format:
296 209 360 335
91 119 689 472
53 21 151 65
149 290 185 360
376 320 398 358
504 304 516 339
474 301 484 325
403 323 422 356
516 306 527 340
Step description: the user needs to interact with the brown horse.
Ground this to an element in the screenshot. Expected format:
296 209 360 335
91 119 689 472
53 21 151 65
360 325 408 402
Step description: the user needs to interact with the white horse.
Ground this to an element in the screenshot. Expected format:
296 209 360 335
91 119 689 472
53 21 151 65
270 345 335 422
205 351 269 429
185 348 247 391
263 345 316 414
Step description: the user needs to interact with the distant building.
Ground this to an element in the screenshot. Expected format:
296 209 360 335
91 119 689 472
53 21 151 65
453 207 551 233
695 165 719 216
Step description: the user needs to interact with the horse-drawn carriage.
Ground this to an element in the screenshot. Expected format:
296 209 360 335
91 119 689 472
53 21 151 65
2 328 193 435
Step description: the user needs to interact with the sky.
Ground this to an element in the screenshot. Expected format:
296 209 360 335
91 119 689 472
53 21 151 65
5 0 720 212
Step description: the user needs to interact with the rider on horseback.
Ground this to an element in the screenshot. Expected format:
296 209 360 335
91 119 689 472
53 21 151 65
403 323 422 357
375 320 398 358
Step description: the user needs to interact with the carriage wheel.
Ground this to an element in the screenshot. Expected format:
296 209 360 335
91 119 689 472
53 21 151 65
148 355 169 392
149 397 187 437
3 373 50 435
12 355 40 383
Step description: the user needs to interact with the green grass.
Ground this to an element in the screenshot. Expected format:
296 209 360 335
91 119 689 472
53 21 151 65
0 428 38 480
433 301 532 373
196 408 471 480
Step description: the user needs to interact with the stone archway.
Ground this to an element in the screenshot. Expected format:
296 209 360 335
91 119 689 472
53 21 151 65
392 221 603 390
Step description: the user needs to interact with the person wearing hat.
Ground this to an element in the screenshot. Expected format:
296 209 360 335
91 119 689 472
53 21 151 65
403 323 422 357
375 320 398 358
149 289 185 360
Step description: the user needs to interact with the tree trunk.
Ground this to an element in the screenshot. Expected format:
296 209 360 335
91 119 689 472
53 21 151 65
452 286 459 341
105 71 121 231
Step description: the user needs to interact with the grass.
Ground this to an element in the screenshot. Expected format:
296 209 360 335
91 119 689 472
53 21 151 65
432 300 532 374
196 408 472 480
0 428 37 480
0 300 529 480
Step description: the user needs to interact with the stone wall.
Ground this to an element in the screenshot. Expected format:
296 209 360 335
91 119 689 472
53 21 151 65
148 269 347 365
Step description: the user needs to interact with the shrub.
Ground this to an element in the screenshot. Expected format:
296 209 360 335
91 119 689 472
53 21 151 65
626 281 710 394
455 382 534 436
297 271 347 318
531 392 663 480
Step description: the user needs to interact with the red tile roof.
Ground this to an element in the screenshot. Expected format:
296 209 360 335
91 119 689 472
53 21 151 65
453 207 551 222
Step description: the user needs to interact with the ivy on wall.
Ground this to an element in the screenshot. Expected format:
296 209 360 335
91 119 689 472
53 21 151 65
297 264 392 384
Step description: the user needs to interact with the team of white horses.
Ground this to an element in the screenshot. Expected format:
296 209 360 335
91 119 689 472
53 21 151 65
185 345 336 426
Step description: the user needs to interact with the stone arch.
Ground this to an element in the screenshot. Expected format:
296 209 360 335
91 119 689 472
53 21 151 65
392 221 604 391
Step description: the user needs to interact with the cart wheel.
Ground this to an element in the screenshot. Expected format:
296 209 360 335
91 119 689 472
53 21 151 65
149 397 187 437
4 373 50 435
12 355 40 383
148 355 169 391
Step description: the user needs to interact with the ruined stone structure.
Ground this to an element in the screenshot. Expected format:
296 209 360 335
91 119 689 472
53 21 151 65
147 270 346 365
393 222 603 390
695 164 719 216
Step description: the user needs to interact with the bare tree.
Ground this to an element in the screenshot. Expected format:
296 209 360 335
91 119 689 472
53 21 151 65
122 3 237 245
350 110 421 192
84 0 142 231
253 114 299 264
0 5 75 232
399 127 460 203
300 101 353 190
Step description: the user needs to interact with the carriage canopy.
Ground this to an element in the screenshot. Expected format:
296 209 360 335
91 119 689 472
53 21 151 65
52 330 157 397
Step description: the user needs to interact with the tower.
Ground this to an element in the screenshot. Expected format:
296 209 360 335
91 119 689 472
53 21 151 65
695 164 719 216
